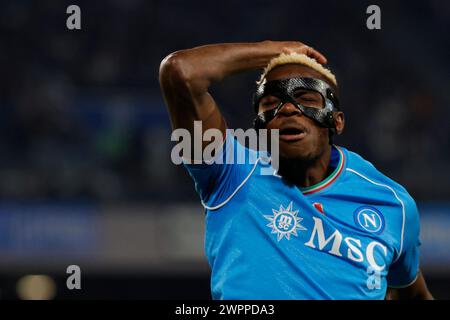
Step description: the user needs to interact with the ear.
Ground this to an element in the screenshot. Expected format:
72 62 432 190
333 111 345 135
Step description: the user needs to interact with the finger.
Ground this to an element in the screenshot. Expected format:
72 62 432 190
283 48 296 54
306 46 327 64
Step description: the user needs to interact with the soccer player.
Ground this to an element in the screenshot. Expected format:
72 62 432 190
159 41 433 299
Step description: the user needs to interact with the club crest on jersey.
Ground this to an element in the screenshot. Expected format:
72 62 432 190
353 206 385 234
264 202 307 241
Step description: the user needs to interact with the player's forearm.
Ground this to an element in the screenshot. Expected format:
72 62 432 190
158 40 326 133
159 41 328 93
160 41 282 93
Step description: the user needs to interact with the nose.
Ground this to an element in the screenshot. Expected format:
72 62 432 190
276 102 302 117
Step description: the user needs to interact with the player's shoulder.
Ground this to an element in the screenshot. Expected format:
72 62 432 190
198 132 270 210
341 146 418 213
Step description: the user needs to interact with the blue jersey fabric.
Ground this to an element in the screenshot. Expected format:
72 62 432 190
184 133 420 300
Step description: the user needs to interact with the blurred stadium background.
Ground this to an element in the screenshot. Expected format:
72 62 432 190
0 0 449 299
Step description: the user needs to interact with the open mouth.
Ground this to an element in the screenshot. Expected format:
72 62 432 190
279 127 306 142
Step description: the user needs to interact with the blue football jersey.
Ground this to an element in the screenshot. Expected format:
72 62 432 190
184 133 420 300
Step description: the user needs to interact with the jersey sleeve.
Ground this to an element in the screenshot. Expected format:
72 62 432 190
183 131 258 209
387 196 421 288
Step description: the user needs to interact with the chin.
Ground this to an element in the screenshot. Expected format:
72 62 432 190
279 141 316 162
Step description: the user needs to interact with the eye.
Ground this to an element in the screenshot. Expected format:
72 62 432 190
293 90 323 107
303 94 316 100
259 96 280 108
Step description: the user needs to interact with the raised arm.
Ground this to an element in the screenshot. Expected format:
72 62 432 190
158 41 327 141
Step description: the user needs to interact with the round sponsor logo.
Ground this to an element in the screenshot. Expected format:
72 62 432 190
274 212 296 233
264 202 307 241
353 206 385 234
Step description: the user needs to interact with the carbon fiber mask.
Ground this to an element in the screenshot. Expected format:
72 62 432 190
253 77 340 132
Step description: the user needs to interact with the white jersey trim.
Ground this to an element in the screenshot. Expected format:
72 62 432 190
387 272 419 289
202 158 261 211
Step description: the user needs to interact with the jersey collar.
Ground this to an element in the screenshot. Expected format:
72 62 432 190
300 145 346 195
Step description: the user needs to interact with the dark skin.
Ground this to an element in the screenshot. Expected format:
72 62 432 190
261 64 433 300
159 41 433 300
386 270 433 300
159 40 327 153
262 64 344 188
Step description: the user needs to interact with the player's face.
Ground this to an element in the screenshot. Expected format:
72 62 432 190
262 64 334 162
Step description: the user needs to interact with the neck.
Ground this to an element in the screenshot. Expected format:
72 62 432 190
278 145 333 188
